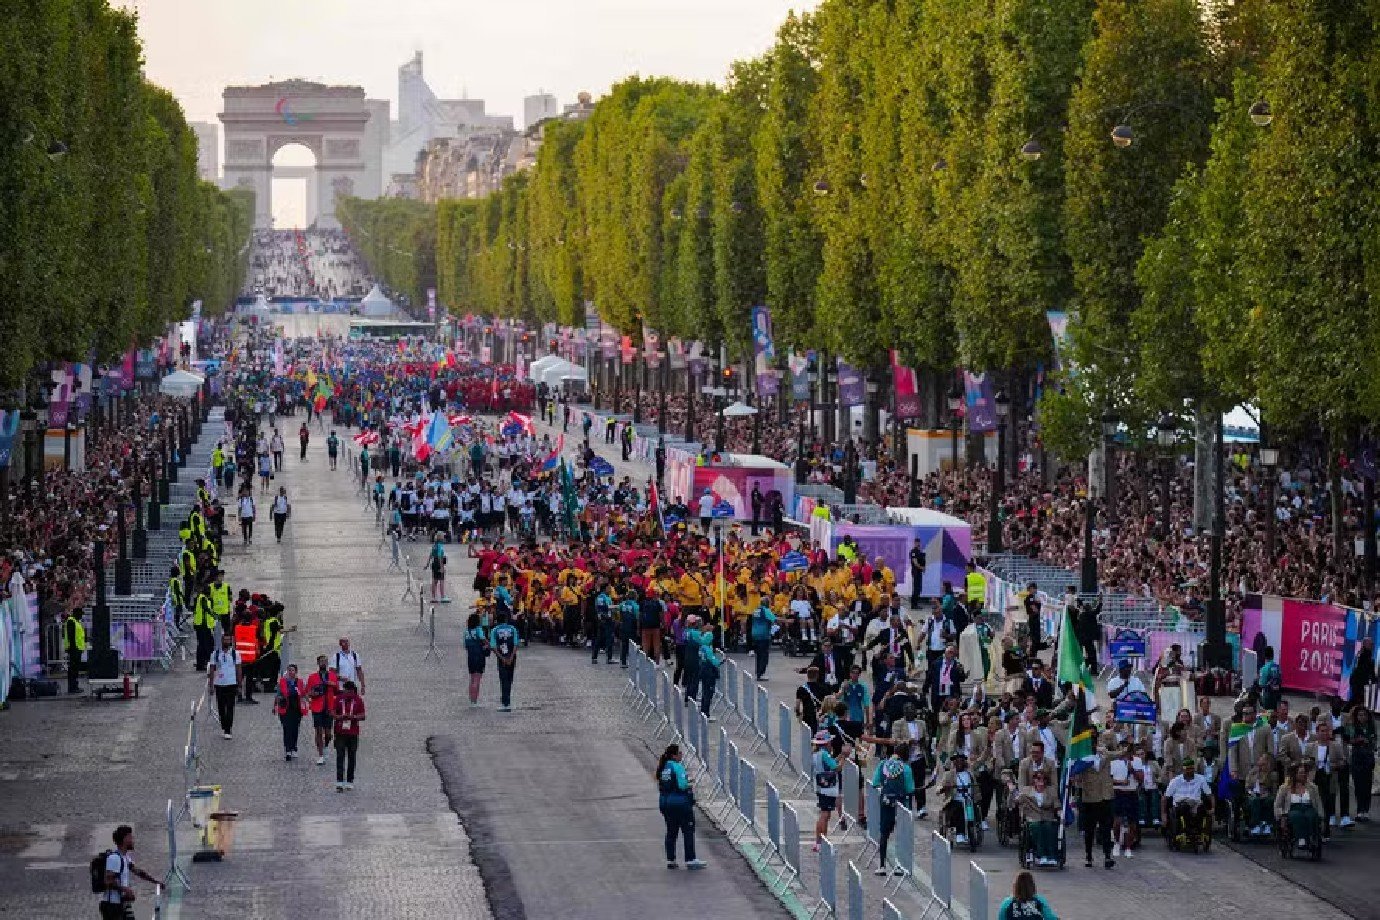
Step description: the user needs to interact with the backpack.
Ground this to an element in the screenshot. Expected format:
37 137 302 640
90 850 120 893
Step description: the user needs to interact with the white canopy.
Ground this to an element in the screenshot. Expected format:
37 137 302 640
528 355 565 379
359 285 394 317
885 506 971 529
721 401 758 418
536 358 587 386
159 369 205 398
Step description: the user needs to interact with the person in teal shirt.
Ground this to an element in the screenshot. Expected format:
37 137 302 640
489 611 520 712
750 601 777 680
697 634 723 718
872 746 916 875
656 744 706 870
996 870 1058 919
464 613 489 705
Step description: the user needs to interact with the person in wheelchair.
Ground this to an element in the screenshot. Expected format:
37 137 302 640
1161 757 1214 845
1242 753 1279 837
1016 770 1062 866
938 751 980 846
1274 762 1324 852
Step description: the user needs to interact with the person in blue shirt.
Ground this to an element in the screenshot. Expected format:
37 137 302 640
697 632 723 719
872 745 916 876
489 610 520 712
618 595 640 668
749 600 777 680
592 586 615 664
464 613 489 705
839 665 870 741
655 743 706 870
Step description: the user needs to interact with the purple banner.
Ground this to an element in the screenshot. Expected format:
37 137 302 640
837 360 864 408
757 371 779 398
964 370 997 433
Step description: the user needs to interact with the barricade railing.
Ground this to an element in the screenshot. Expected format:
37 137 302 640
769 702 794 775
164 798 190 892
846 860 865 920
809 836 838 919
777 801 802 892
967 861 989 920
758 780 783 869
837 759 862 845
792 720 814 794
886 804 916 894
749 684 770 753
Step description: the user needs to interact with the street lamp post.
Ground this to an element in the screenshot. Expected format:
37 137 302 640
946 385 962 472
713 386 727 455
131 474 147 559
843 440 858 505
1203 412 1231 670
1101 410 1119 524
146 452 162 531
657 355 667 437
795 408 808 485
987 390 1010 554
633 354 643 425
1080 488 1098 594
1157 414 1177 540
1259 445 1279 561
823 366 837 446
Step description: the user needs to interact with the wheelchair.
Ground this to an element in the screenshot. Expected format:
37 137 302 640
1276 810 1324 861
1018 819 1067 869
993 778 1023 847
941 787 984 852
1224 791 1276 844
1164 798 1213 853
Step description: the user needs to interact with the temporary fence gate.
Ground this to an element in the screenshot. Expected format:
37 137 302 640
750 684 771 752
770 702 794 775
846 860 866 920
861 782 881 866
886 804 916 894
778 802 802 892
760 781 784 869
837 759 862 845
793 721 814 794
968 861 990 920
809 836 838 919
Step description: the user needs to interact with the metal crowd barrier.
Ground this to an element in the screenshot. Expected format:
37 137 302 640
615 644 990 920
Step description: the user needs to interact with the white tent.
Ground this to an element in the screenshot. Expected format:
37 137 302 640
528 355 564 380
159 368 205 398
537 358 587 387
722 401 758 418
359 285 394 317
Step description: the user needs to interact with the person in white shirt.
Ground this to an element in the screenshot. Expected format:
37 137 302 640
1106 660 1147 701
333 637 365 694
1161 758 1213 839
271 487 291 543
238 492 256 546
100 825 159 916
207 633 243 739
1109 746 1143 856
697 490 715 533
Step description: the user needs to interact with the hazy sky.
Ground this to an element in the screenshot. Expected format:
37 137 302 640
120 0 818 128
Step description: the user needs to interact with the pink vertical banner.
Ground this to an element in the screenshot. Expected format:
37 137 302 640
1278 599 1347 695
121 349 136 391
891 349 920 419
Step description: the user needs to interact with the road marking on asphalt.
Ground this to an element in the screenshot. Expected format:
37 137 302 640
366 813 408 840
300 815 342 847
235 818 273 850
1148 855 1192 882
18 823 65 859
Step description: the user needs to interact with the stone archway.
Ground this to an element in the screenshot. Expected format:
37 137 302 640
220 79 382 228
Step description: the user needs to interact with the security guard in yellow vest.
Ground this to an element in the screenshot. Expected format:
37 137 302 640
189 508 206 541
63 608 86 694
200 533 219 569
179 520 193 543
193 588 216 671
168 565 186 626
964 561 987 607
196 479 211 506
209 573 232 622
180 543 198 584
258 604 286 687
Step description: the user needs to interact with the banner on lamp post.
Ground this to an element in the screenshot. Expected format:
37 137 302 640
789 353 811 402
963 370 997 433
891 350 921 419
837 360 864 408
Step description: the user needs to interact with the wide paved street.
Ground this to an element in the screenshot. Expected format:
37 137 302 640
0 418 782 920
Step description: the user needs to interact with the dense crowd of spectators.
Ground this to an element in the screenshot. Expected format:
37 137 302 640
245 228 371 300
0 393 192 649
597 387 1375 616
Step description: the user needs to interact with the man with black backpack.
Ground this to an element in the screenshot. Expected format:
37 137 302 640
92 825 158 918
490 610 520 712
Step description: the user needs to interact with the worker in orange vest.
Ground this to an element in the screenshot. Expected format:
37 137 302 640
233 605 261 704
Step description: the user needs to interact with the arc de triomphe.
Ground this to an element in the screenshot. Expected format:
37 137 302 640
220 80 384 229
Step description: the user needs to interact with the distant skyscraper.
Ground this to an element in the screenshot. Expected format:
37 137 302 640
189 121 219 183
523 93 559 130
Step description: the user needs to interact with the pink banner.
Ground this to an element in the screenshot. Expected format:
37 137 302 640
1278 599 1347 695
891 350 920 419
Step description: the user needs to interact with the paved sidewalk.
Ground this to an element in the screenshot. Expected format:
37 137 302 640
0 409 787 920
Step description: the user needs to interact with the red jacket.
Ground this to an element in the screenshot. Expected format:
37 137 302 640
305 669 338 714
274 675 310 717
